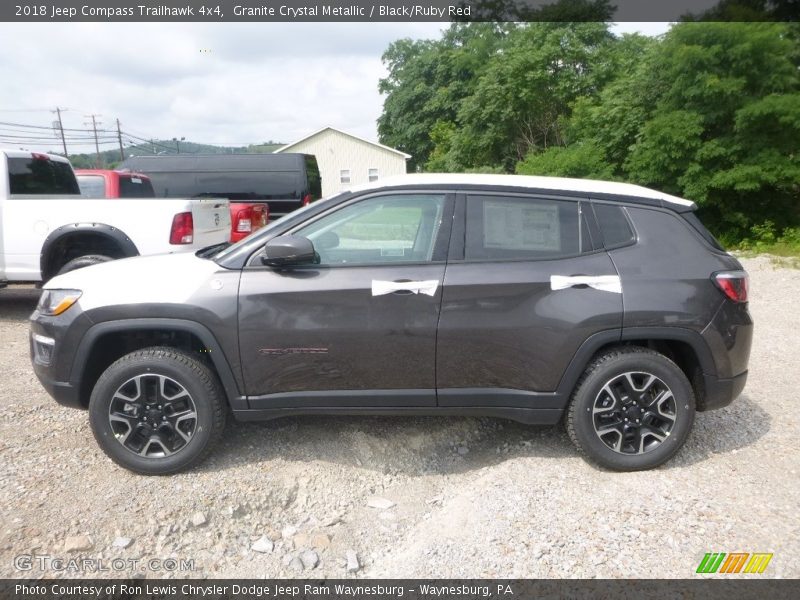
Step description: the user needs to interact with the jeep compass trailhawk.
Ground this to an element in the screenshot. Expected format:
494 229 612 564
30 174 752 474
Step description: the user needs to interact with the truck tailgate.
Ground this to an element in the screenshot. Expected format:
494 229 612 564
191 199 231 245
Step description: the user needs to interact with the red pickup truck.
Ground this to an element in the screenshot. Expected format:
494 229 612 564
75 169 268 242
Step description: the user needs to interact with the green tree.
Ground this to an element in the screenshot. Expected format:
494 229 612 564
378 23 512 171
516 140 616 179
622 23 800 234
446 22 616 171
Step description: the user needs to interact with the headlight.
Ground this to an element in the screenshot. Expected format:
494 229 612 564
37 289 82 316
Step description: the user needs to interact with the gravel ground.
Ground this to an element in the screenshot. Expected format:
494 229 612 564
0 256 798 579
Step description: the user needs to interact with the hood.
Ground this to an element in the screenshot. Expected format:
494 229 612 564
45 251 227 311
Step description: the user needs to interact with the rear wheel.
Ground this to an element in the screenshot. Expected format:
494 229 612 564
57 254 113 276
566 347 695 471
88 347 226 475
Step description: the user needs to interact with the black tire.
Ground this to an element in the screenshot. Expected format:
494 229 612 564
89 347 226 475
566 347 695 471
57 254 113 276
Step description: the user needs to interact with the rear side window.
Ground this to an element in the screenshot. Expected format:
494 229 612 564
8 157 80 195
465 195 592 260
593 203 635 248
77 175 106 198
119 175 155 198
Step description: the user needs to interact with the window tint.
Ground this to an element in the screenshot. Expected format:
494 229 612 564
77 175 106 198
119 175 155 198
8 157 80 195
295 194 446 265
465 195 587 260
305 155 322 199
593 204 635 248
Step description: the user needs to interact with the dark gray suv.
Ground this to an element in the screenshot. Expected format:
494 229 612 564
30 174 752 474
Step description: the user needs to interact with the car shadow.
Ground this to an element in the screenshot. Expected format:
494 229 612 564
0 286 40 321
197 392 769 476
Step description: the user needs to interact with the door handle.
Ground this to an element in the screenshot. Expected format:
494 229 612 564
550 275 622 293
371 279 440 297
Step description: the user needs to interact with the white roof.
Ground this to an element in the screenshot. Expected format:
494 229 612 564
274 126 412 159
346 173 695 208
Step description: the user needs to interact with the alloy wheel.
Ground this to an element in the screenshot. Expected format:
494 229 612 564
592 371 677 455
107 374 197 458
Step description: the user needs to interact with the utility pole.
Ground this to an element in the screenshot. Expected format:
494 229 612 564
52 107 68 157
84 113 102 167
115 118 125 161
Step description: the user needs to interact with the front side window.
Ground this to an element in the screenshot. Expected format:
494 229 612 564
294 194 446 265
466 195 589 260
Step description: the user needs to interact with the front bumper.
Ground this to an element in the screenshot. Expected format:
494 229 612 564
699 370 748 411
29 305 92 410
30 364 83 408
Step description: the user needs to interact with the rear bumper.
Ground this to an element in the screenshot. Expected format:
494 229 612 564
699 370 748 411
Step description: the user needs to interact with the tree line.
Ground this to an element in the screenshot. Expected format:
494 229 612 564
377 19 800 244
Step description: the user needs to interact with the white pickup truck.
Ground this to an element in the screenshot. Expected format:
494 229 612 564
0 149 230 284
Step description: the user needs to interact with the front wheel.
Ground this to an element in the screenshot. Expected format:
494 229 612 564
566 347 695 471
88 347 226 475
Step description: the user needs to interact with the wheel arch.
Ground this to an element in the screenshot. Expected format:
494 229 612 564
70 319 244 411
557 327 715 403
40 223 139 281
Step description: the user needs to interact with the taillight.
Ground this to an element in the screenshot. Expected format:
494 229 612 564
302 194 312 206
262 205 270 226
713 271 749 303
234 207 253 233
169 212 194 244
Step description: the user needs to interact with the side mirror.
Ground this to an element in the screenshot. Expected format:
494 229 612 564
261 235 317 268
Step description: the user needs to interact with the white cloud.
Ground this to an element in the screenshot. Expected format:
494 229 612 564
0 22 445 152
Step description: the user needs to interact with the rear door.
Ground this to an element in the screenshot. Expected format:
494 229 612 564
436 191 622 408
238 191 453 408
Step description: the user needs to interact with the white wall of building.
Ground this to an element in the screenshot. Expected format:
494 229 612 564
276 127 409 197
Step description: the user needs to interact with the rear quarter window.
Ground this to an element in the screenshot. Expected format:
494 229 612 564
8 157 80 195
593 203 636 248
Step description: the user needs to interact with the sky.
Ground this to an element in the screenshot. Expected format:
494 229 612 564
0 22 670 154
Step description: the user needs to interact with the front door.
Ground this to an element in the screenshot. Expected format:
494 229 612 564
239 192 453 409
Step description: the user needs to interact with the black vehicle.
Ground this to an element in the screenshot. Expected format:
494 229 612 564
30 174 752 474
119 153 322 218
